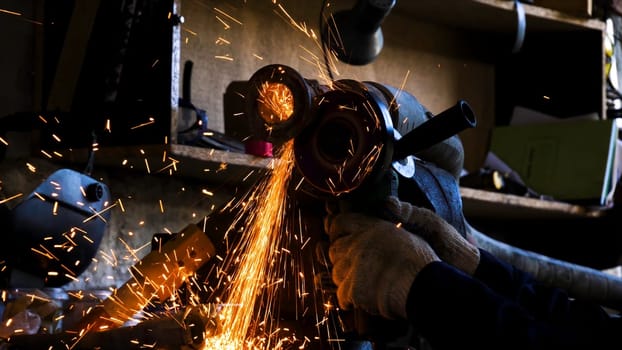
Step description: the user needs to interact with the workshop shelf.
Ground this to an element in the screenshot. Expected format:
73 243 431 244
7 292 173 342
36 0 612 219
460 187 610 220
400 0 604 32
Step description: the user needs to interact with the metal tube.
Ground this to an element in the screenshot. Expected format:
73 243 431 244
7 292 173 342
245 64 326 144
393 100 476 161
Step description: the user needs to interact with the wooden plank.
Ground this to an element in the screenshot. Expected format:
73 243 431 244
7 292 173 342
533 0 593 18
169 144 273 169
54 144 272 185
397 0 604 32
460 187 608 219
475 0 599 28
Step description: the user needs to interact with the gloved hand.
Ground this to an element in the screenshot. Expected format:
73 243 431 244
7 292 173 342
324 211 440 320
381 196 480 275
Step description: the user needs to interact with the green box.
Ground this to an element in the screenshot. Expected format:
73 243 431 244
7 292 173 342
490 119 618 205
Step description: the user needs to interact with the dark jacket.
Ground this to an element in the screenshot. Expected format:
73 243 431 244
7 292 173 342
407 249 622 350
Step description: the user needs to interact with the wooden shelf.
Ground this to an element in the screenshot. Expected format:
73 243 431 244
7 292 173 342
54 142 613 220
397 0 604 33
460 187 609 220
56 144 273 186
169 144 273 170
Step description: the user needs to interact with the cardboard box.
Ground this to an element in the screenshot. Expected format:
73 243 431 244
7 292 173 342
490 118 618 205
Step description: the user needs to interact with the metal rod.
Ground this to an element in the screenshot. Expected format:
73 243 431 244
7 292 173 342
393 100 476 161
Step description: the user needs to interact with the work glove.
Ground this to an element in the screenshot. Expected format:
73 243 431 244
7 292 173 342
324 211 440 320
381 196 480 275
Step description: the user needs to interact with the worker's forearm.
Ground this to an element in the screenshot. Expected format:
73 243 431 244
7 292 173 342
472 249 538 297
473 249 614 320
406 261 616 350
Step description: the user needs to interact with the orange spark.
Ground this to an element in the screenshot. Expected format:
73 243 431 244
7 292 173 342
275 4 312 37
213 8 243 26
215 55 234 61
184 28 198 36
130 118 155 130
0 193 22 205
204 142 295 349
215 15 231 30
216 37 231 45
0 8 20 16
257 82 295 124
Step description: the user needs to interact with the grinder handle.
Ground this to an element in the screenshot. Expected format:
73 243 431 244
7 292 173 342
393 99 476 161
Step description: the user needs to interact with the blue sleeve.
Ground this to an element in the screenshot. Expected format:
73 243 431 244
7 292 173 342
406 252 621 350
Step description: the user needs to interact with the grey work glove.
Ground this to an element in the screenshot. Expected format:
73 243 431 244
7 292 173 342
324 211 440 320
382 196 480 275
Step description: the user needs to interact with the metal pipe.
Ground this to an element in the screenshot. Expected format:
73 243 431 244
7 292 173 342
245 64 327 144
393 100 476 161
